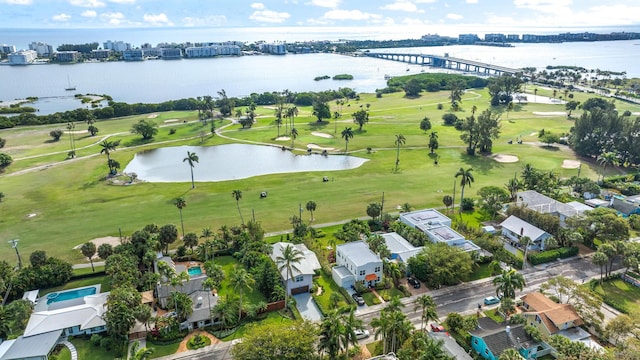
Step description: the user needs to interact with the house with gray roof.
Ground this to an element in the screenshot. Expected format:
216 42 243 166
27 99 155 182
470 317 550 360
381 232 423 262
500 215 552 250
332 241 382 289
516 190 581 227
271 242 321 295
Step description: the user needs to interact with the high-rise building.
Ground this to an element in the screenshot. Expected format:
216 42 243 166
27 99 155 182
103 40 131 52
28 42 54 56
8 50 37 64
0 44 17 54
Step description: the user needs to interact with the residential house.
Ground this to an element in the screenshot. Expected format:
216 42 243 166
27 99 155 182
516 190 580 227
0 285 108 360
332 241 383 289
380 232 423 263
270 242 321 295
520 292 601 350
611 195 640 216
399 208 481 253
470 317 551 360
500 215 552 251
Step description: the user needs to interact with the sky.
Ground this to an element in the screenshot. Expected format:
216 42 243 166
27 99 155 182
1 0 640 36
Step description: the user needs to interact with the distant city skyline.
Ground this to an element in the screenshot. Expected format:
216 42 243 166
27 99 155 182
1 0 640 37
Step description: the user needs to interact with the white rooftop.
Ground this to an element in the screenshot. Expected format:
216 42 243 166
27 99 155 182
400 208 451 228
565 201 593 214
500 215 549 240
271 242 321 280
0 330 62 360
336 241 380 267
421 223 465 244
381 232 416 254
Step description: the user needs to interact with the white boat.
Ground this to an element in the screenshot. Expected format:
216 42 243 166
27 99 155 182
65 75 76 91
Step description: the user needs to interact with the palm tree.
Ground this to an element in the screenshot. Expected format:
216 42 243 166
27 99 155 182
371 311 391 354
455 167 474 213
129 341 154 360
228 266 255 321
99 139 121 174
231 189 244 225
394 134 406 172
80 242 97 272
492 268 526 299
275 244 304 310
183 151 199 189
592 251 608 283
598 151 618 183
341 308 363 355
290 127 298 148
286 106 298 133
442 195 453 213
499 348 524 360
306 200 317 222
414 295 438 330
428 131 439 154
533 88 538 102
505 177 523 201
341 127 354 152
175 197 187 238
183 232 198 254
319 310 343 359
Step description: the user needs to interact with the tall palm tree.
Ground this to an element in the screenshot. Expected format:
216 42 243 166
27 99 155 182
183 151 199 189
455 167 474 213
175 197 187 238
598 151 618 183
341 127 354 152
499 348 524 360
229 266 255 321
428 131 439 154
371 311 391 354
306 200 317 222
505 176 523 201
275 244 304 310
231 190 244 225
202 277 216 323
99 139 121 174
286 106 298 132
319 310 343 359
290 127 298 148
129 341 154 360
492 268 526 299
414 294 438 330
341 308 363 356
592 251 608 283
394 134 406 172
200 227 214 261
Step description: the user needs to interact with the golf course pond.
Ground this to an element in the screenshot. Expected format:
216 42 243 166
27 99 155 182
123 144 369 182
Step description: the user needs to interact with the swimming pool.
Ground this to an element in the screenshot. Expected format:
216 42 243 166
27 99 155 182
45 286 97 305
188 266 202 277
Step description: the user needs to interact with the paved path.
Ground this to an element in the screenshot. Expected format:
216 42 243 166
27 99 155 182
59 340 78 360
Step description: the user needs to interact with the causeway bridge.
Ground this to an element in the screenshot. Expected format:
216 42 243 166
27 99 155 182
365 52 519 75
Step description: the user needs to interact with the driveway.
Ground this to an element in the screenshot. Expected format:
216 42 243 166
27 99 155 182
293 292 322 321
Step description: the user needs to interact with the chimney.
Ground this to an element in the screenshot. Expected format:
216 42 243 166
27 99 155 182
520 227 524 236
505 325 511 333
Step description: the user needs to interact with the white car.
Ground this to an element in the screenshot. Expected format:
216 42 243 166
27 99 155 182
355 329 370 339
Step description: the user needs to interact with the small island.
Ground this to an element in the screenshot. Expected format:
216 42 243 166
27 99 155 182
314 75 330 81
332 74 354 80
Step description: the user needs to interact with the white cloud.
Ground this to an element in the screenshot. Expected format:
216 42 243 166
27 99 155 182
322 9 382 21
380 1 417 12
251 2 265 9
309 0 341 7
1 0 33 5
100 11 125 25
52 13 71 21
446 13 463 20
182 15 227 27
69 0 106 8
249 9 291 23
143 13 173 26
81 10 97 17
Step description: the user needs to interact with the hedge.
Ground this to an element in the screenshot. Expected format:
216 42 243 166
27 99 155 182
528 247 579 265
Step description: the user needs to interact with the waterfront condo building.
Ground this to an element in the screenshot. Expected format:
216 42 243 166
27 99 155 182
28 42 54 56
91 49 112 59
123 49 144 61
55 51 80 62
103 40 131 52
160 48 182 59
0 44 16 54
8 50 37 65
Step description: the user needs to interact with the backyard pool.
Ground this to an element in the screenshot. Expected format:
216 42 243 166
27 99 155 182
188 266 203 277
45 286 98 305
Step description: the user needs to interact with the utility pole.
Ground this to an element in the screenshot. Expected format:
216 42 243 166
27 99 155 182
8 239 22 270
380 192 385 217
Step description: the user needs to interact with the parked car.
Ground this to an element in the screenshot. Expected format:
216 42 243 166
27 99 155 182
355 329 370 339
484 296 501 305
407 277 421 289
352 293 365 306
430 323 445 332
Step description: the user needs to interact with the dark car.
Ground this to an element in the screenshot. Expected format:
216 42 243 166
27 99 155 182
407 277 421 289
352 293 365 306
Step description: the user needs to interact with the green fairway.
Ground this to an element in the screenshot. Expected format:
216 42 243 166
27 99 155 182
0 86 636 264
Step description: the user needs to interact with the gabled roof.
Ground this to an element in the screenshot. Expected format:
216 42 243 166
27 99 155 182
381 232 416 255
517 190 577 217
336 241 381 267
521 292 557 311
500 215 550 241
23 292 108 337
271 242 321 280
470 320 535 357
521 292 583 334
0 330 62 360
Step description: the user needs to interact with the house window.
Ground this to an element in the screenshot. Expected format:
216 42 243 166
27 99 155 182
359 270 365 276
295 275 304 282
474 339 478 345
485 349 489 355
535 315 541 324
374 266 381 272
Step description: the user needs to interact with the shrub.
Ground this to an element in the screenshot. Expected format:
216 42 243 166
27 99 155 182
187 334 211 350
90 334 102 347
437 103 444 110
461 198 475 211
527 246 578 265
442 113 457 125
169 128 177 135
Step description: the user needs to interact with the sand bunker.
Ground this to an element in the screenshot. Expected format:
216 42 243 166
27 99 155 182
532 111 567 116
307 143 335 151
491 154 519 163
63 130 89 134
562 160 581 169
633 112 640 116
164 119 179 123
147 113 159 118
311 131 333 139
73 236 122 257
275 136 290 141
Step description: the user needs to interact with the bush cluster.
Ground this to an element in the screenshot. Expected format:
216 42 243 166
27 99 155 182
527 246 578 265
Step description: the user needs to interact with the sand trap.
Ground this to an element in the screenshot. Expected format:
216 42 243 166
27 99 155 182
491 154 519 163
633 112 640 116
26 213 37 218
529 132 538 136
147 113 159 118
275 136 290 141
73 236 121 251
263 106 277 110
311 131 333 139
562 160 581 169
164 119 179 123
533 111 567 116
307 143 335 151
63 130 89 134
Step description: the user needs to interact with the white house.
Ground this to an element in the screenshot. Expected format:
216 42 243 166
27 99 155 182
332 241 383 289
400 208 451 228
381 232 423 263
516 190 580 227
500 215 552 250
400 208 481 253
270 242 321 295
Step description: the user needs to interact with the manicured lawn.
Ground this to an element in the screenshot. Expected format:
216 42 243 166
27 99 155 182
148 341 181 358
1 87 635 264
362 291 381 306
484 310 505 324
215 256 267 304
221 311 295 341
592 278 640 314
466 263 495 282
41 274 111 294
72 266 105 276
378 287 406 300
70 337 114 360
55 345 71 360
313 271 349 314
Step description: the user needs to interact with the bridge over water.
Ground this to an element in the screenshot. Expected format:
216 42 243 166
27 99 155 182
365 52 519 76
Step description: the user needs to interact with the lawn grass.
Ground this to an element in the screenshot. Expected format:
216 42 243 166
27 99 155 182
1 87 634 264
313 271 349 314
148 341 181 358
41 274 111 294
221 311 295 341
70 337 114 360
362 291 381 306
56 345 71 360
366 340 383 357
465 263 494 282
215 256 267 304
592 278 640 314
378 287 406 300
72 266 105 276
484 310 505 324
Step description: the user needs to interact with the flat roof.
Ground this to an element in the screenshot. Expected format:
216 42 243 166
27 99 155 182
336 241 380 267
332 265 354 280
451 240 482 253
421 224 465 243
400 208 450 227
